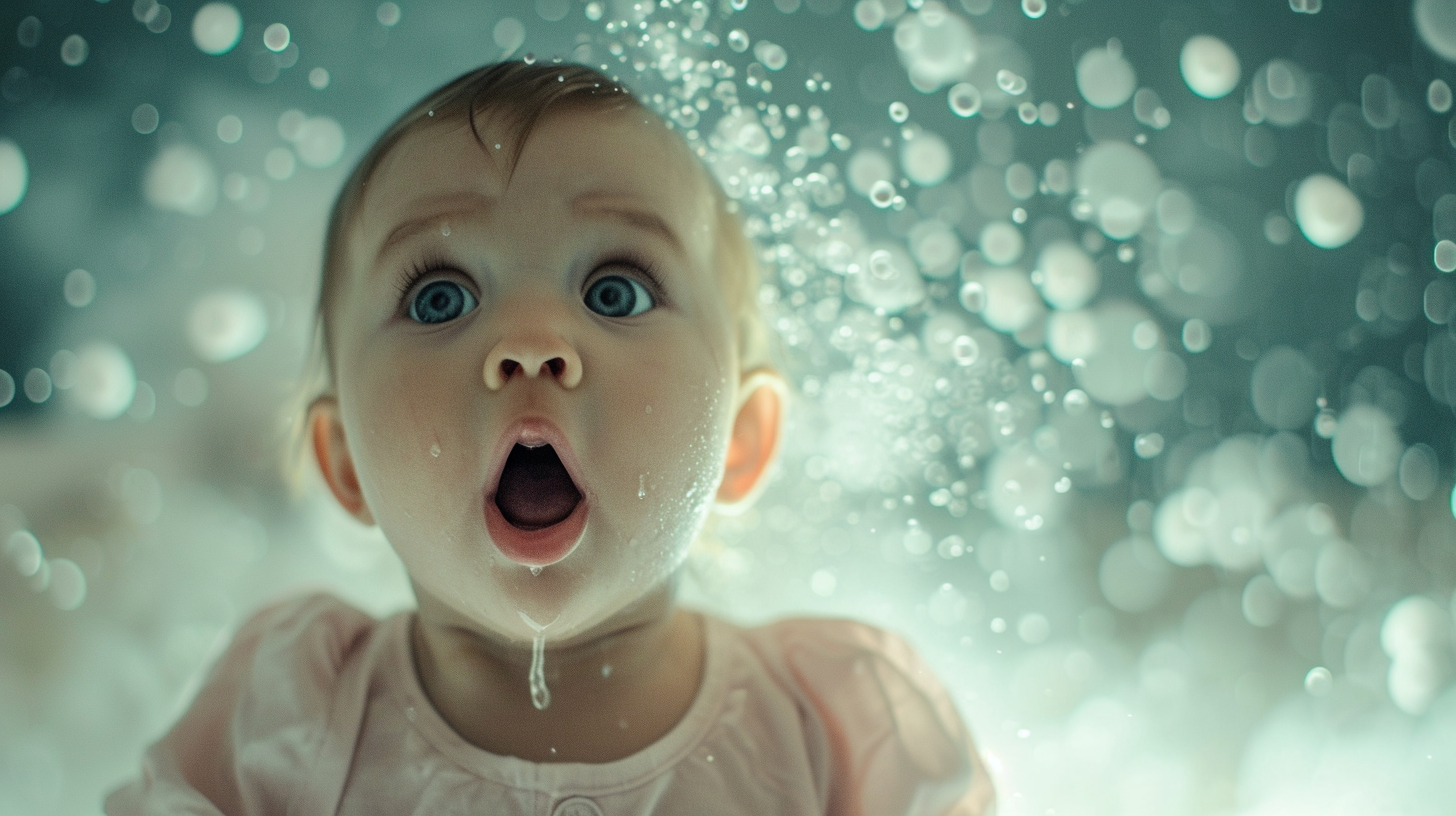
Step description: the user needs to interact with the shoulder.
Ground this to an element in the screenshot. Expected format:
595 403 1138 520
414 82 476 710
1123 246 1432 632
106 593 386 816
732 616 995 816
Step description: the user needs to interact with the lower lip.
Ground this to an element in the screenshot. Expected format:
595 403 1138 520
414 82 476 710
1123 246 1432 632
484 496 588 568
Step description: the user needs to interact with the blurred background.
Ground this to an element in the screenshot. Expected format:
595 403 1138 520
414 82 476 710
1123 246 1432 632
3 0 1455 813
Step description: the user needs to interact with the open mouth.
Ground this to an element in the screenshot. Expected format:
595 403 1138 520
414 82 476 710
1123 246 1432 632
494 443 584 531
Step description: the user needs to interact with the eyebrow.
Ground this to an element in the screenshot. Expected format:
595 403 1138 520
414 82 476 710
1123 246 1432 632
571 194 688 257
375 192 491 260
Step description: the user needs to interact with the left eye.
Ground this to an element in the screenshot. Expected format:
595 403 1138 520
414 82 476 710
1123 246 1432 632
409 279 478 324
584 275 654 318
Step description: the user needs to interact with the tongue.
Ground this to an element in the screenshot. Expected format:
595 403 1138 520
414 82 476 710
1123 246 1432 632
495 445 582 531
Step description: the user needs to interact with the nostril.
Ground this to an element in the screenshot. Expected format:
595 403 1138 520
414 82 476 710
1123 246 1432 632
501 360 520 378
545 358 565 378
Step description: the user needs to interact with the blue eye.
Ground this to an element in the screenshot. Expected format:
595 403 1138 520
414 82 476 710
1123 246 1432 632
584 275 654 318
409 280 477 324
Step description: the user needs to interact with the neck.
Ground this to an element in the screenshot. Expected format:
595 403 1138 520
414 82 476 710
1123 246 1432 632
409 584 705 763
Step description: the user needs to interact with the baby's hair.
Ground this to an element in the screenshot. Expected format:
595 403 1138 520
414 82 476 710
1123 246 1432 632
287 60 773 484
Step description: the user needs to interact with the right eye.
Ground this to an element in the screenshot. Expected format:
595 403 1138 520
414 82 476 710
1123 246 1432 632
408 279 477 324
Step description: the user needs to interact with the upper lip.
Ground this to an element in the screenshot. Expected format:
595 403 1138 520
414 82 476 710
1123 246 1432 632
484 417 592 517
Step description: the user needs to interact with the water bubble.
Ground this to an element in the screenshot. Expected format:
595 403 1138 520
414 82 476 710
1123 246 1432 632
493 17 525 55
989 570 1011 592
188 290 268 363
951 334 980 366
72 342 136 420
1415 0 1456 62
377 2 402 26
1293 173 1363 249
174 368 208 407
1304 666 1333 696
60 34 88 66
132 103 160 135
217 114 243 144
0 139 29 215
1021 0 1046 18
980 221 1024 265
1429 79 1453 114
901 129 952 186
60 270 95 309
1332 404 1400 486
262 23 290 52
947 82 982 118
1134 432 1164 459
1251 347 1319 430
48 558 86 610
1018 613 1050 644
292 116 345 168
529 632 550 709
1076 141 1161 240
585 1 604 21
0 372 14 408
192 3 242 55
959 281 987 312
1099 536 1172 612
754 40 787 71
429 443 441 458
1250 59 1312 126
17 16 41 48
854 0 886 30
1361 74 1400 130
1435 239 1456 272
1181 319 1212 353
1035 241 1098 310
1179 35 1239 99
24 368 51 403
1076 44 1136 109
996 69 1027 95
727 29 750 53
144 144 218 217
888 101 910 123
731 0 748 9
978 268 1042 333
893 5 978 90
810 568 837 596
1398 444 1439 501
868 179 896 208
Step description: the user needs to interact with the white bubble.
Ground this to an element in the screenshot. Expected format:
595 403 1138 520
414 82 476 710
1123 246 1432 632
1076 44 1136 109
853 0 886 30
0 370 12 408
727 29 749 53
1361 74 1400 130
494 17 526 54
1021 0 1046 18
909 219 962 277
60 34 88 66
1332 404 1400 487
979 221 1024 265
1251 59 1313 126
754 40 787 71
959 280 986 312
810 568 837 597
309 67 330 89
1035 240 1098 310
8 530 42 576
995 69 1027 95
72 342 136 420
1018 612 1050 644
1046 309 1096 364
901 129 952 186
1182 318 1211 353
292 116 345 168
188 290 268 363
191 3 242 55
845 243 924 312
1303 666 1333 696
1293 173 1362 249
1134 432 1164 459
1179 35 1239 99
0 138 28 215
1143 351 1187 401
132 103 159 135
868 179 896 208
1156 188 1196 235
948 82 982 117
888 101 909 123
144 144 218 217
894 4 978 90
1435 239 1456 272
1076 141 1161 239
1381 595 1453 714
1415 0 1456 62
1398 443 1439 501
264 147 296 180
377 2 402 26
1073 301 1158 405
1251 346 1319 429
262 22 290 52
977 268 1042 333
1430 79 1453 114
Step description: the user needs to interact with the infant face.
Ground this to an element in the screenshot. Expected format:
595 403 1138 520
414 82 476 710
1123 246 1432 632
328 107 739 641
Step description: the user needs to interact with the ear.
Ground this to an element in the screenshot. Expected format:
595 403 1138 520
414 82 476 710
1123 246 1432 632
716 369 786 513
309 396 375 525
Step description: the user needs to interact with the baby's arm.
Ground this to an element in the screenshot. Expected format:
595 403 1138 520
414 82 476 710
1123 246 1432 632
105 594 375 816
769 619 995 816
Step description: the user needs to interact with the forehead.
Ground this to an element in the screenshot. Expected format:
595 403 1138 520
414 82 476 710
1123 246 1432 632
346 107 715 270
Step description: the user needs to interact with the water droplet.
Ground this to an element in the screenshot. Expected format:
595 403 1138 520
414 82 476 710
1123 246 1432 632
585 1 603 21
996 69 1027 95
727 29 749 53
948 83 982 117
601 663 613 677
638 474 646 499
959 281 986 312
1021 0 1047 17
429 443 440 457
529 565 542 576
529 632 550 710
951 334 980 366
869 179 896 208
523 52 536 64
888 101 909 123
1304 666 1333 696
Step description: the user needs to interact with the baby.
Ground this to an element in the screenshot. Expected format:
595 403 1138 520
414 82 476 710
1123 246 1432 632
108 61 994 816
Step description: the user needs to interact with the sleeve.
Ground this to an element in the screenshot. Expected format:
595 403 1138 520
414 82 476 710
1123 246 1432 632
104 594 377 816
773 619 996 816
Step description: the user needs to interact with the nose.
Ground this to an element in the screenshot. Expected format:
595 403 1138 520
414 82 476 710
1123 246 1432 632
483 329 583 390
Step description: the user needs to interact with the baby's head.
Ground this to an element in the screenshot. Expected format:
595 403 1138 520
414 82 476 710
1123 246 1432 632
305 61 782 642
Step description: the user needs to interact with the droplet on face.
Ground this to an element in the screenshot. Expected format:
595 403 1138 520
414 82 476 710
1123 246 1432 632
429 443 440 458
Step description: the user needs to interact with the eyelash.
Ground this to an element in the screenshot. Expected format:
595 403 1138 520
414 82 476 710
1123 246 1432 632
391 251 667 312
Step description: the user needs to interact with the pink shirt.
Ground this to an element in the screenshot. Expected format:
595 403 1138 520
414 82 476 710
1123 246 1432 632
107 594 994 816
